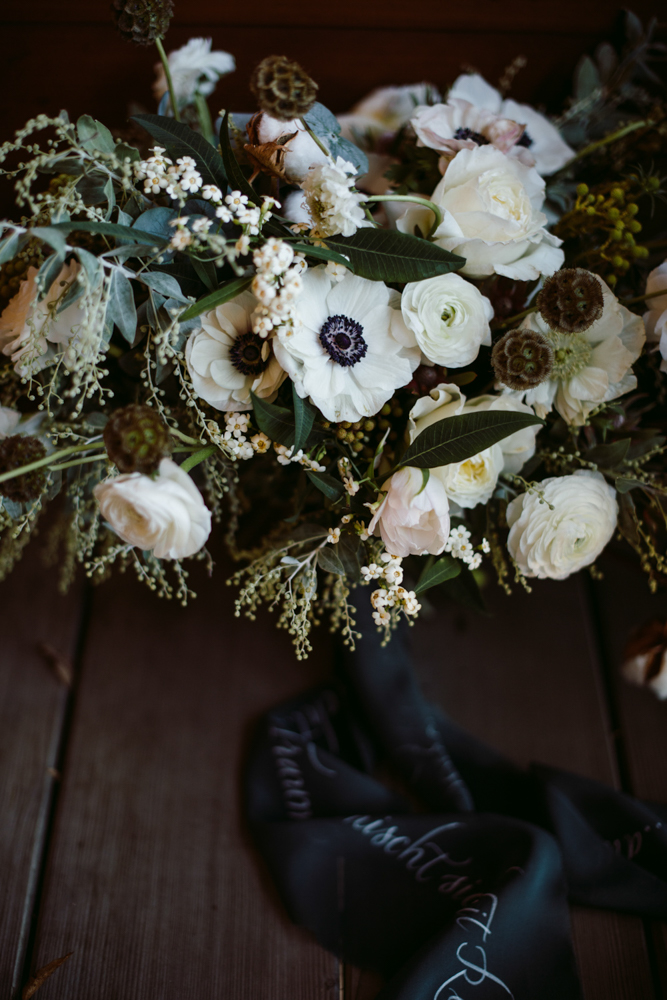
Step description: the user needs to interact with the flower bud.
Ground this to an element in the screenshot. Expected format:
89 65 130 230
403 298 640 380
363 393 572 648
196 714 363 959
536 268 604 333
491 328 553 390
112 0 174 46
250 55 318 121
0 434 47 503
103 404 171 474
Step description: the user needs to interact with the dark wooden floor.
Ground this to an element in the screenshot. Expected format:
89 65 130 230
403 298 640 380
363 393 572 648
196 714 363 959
1 530 666 1000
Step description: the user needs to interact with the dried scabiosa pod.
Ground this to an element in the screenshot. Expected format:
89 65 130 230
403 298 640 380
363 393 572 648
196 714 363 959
622 618 667 700
536 268 604 333
250 55 318 121
103 404 171 474
491 328 553 390
0 434 47 503
112 0 175 46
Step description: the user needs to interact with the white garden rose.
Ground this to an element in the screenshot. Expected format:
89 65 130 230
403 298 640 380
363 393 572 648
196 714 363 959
506 470 617 580
94 458 211 560
408 384 538 509
401 272 493 367
643 261 667 373
368 466 450 557
396 145 564 281
185 291 286 412
0 407 20 438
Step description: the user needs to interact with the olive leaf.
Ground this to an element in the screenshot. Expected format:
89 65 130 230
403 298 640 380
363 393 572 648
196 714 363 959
323 229 465 283
398 410 543 471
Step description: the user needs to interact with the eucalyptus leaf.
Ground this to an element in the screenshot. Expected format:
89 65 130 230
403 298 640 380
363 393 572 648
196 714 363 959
133 207 178 240
138 270 191 303
324 229 465 283
114 143 140 164
132 113 228 192
317 545 345 576
107 270 137 343
251 391 296 447
116 208 134 227
293 385 316 452
0 229 21 265
75 173 110 206
31 226 68 257
36 253 65 301
50 221 165 247
398 410 543 471
306 470 345 501
574 55 601 99
180 274 253 321
414 555 461 595
76 115 116 154
302 102 368 176
74 246 103 288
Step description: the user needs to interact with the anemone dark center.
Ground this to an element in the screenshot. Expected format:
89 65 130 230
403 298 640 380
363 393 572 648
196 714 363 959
517 130 534 148
229 331 269 377
319 314 368 367
453 127 490 146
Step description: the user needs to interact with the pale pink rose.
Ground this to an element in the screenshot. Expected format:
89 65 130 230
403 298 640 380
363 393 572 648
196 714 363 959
369 466 450 557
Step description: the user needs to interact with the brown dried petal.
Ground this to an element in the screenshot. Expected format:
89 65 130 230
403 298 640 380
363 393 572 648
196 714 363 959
536 268 604 333
250 56 318 121
491 328 553 390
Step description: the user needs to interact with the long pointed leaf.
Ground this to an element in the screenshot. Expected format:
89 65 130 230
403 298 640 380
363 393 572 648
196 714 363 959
324 228 465 283
132 114 227 192
292 384 316 452
414 556 461 595
399 410 543 470
180 275 253 321
251 391 296 447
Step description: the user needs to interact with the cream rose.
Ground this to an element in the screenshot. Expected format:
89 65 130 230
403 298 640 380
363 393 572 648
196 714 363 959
94 458 211 560
397 145 563 281
368 466 450 557
401 272 493 367
643 261 667 373
506 470 617 580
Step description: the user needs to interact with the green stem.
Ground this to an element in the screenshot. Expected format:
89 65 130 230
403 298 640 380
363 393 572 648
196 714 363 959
169 427 200 445
621 288 667 307
492 305 538 331
365 195 443 238
300 119 330 158
50 453 107 472
0 442 100 486
155 36 181 123
195 91 215 146
180 445 217 473
558 120 651 170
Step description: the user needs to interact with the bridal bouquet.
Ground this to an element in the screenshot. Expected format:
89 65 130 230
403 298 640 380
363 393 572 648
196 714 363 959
0 4 665 658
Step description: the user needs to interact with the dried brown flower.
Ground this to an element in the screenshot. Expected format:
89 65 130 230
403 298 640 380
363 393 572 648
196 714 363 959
250 56 318 121
491 328 553 390
536 268 604 333
103 404 171 474
112 0 174 46
0 434 48 503
622 618 667 699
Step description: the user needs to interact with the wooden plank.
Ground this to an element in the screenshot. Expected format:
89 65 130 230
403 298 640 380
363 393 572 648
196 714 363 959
0 531 84 999
25 549 338 1000
411 573 656 1000
0 0 660 32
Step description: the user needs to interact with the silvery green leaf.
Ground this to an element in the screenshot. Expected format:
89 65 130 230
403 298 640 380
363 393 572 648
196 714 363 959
74 247 103 288
2 497 24 519
104 176 116 221
101 244 156 261
302 102 369 176
133 207 178 240
75 173 108 206
114 143 140 164
76 115 116 154
116 209 134 227
107 270 137 343
46 468 62 501
50 221 164 247
83 412 108 430
36 253 65 300
57 274 86 313
0 229 21 264
31 226 68 257
317 546 345 576
398 410 543 471
139 270 190 303
574 56 601 99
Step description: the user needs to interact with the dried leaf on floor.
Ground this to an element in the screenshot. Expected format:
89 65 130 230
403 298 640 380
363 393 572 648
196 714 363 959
22 952 73 999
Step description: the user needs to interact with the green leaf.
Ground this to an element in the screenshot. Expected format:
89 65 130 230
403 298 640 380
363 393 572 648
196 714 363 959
414 555 461 595
302 102 369 176
77 115 116 154
292 385 316 452
615 477 646 494
132 113 228 192
306 470 345 501
74 246 103 289
31 226 68 257
586 438 630 468
440 566 487 613
398 410 543 471
190 256 217 293
251 391 295 447
140 270 190 303
317 545 345 575
50 221 164 247
338 532 361 581
218 110 257 203
290 241 353 269
35 253 65 300
324 229 465 283
179 274 253 321
0 229 21 264
107 270 137 343
132 207 178 240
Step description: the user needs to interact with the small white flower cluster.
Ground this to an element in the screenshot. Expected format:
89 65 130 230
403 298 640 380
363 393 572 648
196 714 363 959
250 238 307 338
301 156 368 238
337 456 360 496
134 148 202 202
444 525 489 571
200 187 279 256
362 552 421 627
274 442 326 473
205 413 270 462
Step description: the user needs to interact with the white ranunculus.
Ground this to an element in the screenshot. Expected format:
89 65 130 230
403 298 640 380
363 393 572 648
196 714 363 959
401 272 493 367
411 99 526 160
301 156 370 238
368 466 450 557
448 73 574 175
396 145 564 281
185 290 286 412
643 261 667 372
94 458 211 560
0 262 84 377
0 407 20 438
274 266 419 423
255 114 330 183
153 38 235 108
514 276 646 426
507 470 617 580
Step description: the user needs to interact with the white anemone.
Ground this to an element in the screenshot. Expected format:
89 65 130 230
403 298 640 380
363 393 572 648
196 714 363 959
153 38 235 108
273 266 419 422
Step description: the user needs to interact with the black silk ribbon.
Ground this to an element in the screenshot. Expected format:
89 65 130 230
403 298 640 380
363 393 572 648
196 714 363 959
245 602 667 999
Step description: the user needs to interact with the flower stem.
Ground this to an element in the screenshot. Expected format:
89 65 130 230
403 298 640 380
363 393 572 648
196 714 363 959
0 442 100 486
49 453 108 472
180 445 217 473
492 305 538 331
169 427 201 445
621 288 667 307
558 120 651 171
300 119 330 158
195 91 215 146
155 36 181 123
365 195 443 238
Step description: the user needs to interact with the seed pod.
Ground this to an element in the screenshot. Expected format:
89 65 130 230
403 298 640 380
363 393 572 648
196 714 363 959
0 434 47 503
536 268 604 333
491 328 553 390
112 0 174 46
103 404 171 474
250 55 318 121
